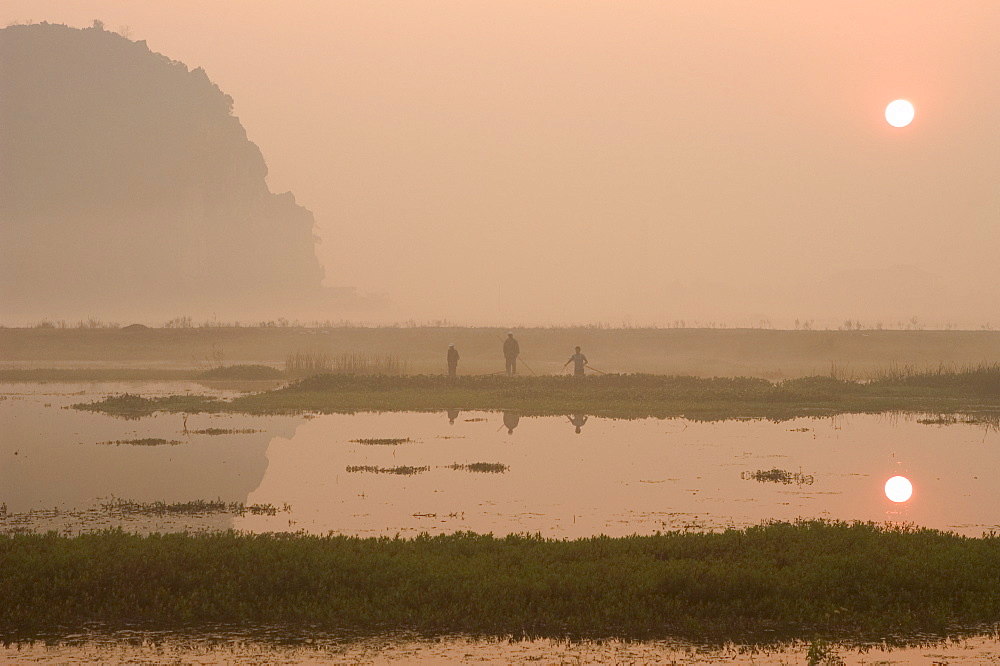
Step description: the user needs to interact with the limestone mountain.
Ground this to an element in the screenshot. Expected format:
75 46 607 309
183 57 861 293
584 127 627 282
0 21 335 320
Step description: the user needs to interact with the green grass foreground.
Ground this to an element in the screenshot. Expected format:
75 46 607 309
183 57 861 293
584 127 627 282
73 367 1000 420
3 521 1000 642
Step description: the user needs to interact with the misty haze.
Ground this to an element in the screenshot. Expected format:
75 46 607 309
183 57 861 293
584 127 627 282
6 3 1000 664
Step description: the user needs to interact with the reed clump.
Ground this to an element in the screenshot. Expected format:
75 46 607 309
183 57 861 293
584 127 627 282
285 351 406 376
198 364 283 380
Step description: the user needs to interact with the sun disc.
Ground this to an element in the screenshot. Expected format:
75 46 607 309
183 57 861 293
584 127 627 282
884 475 913 503
885 99 914 128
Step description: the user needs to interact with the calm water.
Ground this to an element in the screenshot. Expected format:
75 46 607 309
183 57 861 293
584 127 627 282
5 381 1000 663
3 382 1000 537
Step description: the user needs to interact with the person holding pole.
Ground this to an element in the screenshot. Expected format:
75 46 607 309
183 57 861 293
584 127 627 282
564 346 588 376
503 332 520 376
447 343 460 376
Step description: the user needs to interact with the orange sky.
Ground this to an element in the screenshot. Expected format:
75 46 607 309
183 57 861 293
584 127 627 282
5 1 1000 327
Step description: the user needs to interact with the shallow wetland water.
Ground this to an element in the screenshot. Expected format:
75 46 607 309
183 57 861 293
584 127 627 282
5 381 1000 662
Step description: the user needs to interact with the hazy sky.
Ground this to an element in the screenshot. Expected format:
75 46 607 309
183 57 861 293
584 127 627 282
6 1 1000 327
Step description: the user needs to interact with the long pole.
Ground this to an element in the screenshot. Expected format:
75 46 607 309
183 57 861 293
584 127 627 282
585 364 608 375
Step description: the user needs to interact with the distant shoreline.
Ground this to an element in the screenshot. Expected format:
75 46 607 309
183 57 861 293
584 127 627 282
6 326 1000 379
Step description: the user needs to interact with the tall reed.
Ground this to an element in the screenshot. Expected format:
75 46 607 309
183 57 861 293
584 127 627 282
285 351 406 376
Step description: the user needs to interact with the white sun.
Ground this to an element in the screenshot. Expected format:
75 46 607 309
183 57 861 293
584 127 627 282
884 475 913 503
885 99 915 128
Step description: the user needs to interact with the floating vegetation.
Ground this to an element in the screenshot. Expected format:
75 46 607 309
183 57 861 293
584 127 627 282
742 468 814 485
350 438 412 446
73 392 219 418
464 418 488 422
99 498 286 517
787 427 811 432
95 438 184 447
188 428 263 435
345 465 429 475
446 462 508 474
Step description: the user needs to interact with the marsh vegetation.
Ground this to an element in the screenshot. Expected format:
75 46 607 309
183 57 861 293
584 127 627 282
4 521 1000 643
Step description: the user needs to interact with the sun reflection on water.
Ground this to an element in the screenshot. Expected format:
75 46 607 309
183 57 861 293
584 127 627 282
884 475 913 503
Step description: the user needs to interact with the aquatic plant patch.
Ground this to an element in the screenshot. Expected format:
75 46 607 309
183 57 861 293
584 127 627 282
741 468 815 485
188 428 263 435
445 462 509 473
95 438 183 446
350 438 413 446
345 465 430 475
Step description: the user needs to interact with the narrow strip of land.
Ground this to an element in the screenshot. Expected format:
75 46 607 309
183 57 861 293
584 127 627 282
3 521 1000 642
71 370 1000 421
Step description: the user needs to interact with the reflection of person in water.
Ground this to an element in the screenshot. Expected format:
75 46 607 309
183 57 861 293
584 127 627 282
447 408 460 425
569 413 588 434
503 410 520 434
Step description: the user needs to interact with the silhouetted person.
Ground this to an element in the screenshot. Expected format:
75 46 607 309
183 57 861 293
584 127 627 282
503 410 520 434
447 343 460 376
564 346 588 376
569 413 588 434
447 408 460 425
503 332 520 375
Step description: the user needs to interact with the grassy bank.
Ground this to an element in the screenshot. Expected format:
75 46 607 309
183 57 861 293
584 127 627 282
73 368 1000 420
3 521 1000 642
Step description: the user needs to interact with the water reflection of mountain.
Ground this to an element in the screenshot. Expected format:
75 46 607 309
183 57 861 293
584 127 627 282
2 394 301 526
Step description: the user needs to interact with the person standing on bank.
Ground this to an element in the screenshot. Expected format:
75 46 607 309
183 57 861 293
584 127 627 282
503 332 520 376
564 346 588 376
447 343 460 377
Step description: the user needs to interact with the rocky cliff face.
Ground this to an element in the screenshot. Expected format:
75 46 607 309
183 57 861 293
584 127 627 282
0 22 328 320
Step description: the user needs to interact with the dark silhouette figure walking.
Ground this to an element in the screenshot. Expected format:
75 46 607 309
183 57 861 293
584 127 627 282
503 332 520 376
569 413 588 434
503 410 520 434
447 343 460 376
564 346 588 376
